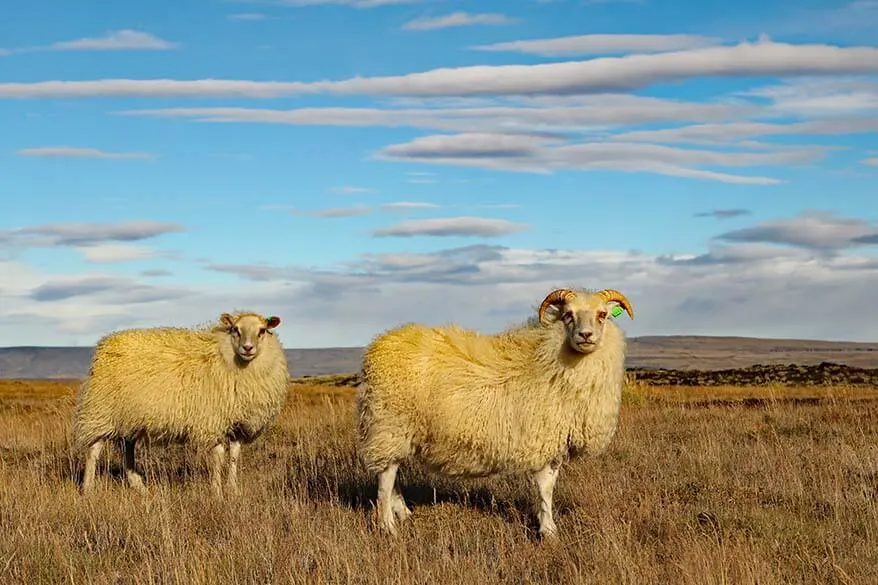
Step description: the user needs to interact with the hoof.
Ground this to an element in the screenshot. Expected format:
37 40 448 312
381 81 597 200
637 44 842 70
538 523 559 542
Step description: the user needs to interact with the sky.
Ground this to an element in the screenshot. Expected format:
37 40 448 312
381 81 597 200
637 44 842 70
1 0 877 348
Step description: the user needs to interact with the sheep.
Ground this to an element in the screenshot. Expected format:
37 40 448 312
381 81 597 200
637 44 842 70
72 311 291 497
356 287 634 539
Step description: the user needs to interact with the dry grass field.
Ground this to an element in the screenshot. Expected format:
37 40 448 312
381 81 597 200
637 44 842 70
2 378 878 584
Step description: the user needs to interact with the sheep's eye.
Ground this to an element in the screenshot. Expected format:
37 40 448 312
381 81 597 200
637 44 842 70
597 311 607 321
258 328 266 336
232 326 241 335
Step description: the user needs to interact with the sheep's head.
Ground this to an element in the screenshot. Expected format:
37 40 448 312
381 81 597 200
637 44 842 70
537 288 634 354
220 312 281 362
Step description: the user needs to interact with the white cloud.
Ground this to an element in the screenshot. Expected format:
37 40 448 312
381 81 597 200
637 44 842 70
379 201 439 211
2 30 178 55
331 185 373 193
471 34 722 57
375 132 825 184
713 210 878 251
4 40 878 99
291 206 373 218
117 94 751 133
742 78 878 117
403 12 517 31
48 30 177 51
16 147 155 159
4 211 878 347
76 244 161 264
694 208 753 220
1 221 184 249
266 0 420 6
373 216 531 237
612 119 878 145
227 13 272 21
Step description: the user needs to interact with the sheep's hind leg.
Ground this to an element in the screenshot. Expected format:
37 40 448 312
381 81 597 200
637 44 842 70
122 439 146 494
391 491 412 523
533 462 561 540
377 463 408 535
209 443 226 498
80 439 105 495
123 438 148 494
226 440 242 497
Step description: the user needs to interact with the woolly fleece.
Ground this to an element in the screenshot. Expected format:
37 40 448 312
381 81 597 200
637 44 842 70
357 307 628 478
72 312 290 455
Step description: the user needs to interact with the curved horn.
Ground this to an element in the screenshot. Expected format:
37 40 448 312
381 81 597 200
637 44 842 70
597 289 634 319
538 288 577 324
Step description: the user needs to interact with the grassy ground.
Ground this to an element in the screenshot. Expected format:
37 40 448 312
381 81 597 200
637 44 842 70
1 379 877 584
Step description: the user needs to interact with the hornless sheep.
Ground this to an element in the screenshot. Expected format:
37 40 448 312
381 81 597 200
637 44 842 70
356 287 634 539
72 311 290 497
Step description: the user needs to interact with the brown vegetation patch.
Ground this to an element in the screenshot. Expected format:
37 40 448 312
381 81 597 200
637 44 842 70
630 361 878 386
1 379 877 584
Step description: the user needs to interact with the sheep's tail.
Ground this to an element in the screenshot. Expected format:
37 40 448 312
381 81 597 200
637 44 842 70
70 380 113 456
354 377 372 444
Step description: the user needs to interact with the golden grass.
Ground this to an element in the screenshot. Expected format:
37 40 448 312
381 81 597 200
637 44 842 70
1 378 877 584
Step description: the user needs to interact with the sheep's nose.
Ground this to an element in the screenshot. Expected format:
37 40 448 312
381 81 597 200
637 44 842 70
577 331 593 342
242 343 254 352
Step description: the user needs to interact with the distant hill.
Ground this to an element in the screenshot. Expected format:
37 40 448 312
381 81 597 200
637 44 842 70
2 335 877 380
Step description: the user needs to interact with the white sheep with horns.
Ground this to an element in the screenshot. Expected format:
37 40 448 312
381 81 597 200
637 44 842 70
72 311 290 497
356 287 634 539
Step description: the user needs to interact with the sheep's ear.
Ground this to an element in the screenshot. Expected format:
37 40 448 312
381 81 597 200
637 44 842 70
220 313 236 329
265 315 281 329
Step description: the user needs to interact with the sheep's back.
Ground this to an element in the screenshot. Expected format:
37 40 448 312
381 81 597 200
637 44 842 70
361 323 566 474
73 327 240 447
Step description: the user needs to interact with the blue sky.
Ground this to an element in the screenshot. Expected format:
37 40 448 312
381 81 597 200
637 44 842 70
1 0 877 347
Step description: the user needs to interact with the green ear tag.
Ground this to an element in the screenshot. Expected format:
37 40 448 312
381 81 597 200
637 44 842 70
611 306 624 318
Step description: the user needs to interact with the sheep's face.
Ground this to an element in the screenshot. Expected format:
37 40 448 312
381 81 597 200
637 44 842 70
221 313 281 362
538 289 633 355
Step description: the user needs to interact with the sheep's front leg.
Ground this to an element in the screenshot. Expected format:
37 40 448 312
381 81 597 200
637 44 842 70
209 443 226 497
377 463 408 535
81 439 105 495
226 440 242 497
533 462 561 540
123 438 147 494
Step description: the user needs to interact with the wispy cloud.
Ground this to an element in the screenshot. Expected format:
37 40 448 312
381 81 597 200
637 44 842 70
284 202 443 216
292 205 373 218
403 12 517 31
863 157 878 166
612 119 878 145
373 217 530 238
117 96 749 134
714 210 878 251
379 201 440 211
331 185 373 193
141 269 173 277
376 132 820 184
1 221 185 249
2 30 178 55
5 40 877 99
471 33 721 57
739 78 878 118
16 147 155 160
77 244 163 264
227 13 272 21
694 209 753 219
260 0 420 7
